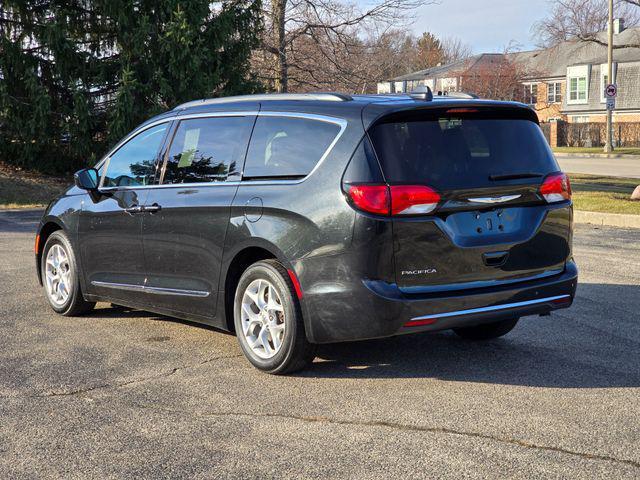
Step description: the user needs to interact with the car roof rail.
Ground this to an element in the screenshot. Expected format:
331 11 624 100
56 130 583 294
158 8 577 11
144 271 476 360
174 92 353 110
434 91 479 99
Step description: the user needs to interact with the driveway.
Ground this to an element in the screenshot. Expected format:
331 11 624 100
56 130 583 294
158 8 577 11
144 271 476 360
0 210 638 478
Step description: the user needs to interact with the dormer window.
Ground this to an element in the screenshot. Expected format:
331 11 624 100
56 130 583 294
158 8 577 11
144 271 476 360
567 65 590 104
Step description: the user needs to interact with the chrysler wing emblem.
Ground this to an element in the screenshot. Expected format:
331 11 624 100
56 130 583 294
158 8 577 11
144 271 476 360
467 194 521 204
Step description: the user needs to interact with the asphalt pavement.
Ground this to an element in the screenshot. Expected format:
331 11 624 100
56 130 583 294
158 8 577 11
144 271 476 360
0 209 639 479
556 155 640 178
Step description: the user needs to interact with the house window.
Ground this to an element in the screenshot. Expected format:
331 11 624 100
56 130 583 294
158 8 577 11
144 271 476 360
524 84 538 104
567 65 589 104
569 77 587 101
570 115 590 123
547 82 562 103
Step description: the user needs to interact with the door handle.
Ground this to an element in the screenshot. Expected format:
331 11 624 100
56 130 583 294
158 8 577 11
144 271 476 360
124 205 144 215
144 203 162 213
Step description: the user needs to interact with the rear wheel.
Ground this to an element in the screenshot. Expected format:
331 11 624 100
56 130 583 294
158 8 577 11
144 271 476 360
234 260 316 374
41 231 95 316
453 317 519 340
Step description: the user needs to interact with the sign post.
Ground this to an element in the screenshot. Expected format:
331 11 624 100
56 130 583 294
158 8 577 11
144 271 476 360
605 0 614 153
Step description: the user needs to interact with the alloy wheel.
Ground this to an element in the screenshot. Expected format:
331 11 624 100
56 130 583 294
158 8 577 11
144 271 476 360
45 244 72 306
240 279 286 359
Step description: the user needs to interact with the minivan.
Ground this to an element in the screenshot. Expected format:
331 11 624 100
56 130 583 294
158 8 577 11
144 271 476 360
35 90 577 374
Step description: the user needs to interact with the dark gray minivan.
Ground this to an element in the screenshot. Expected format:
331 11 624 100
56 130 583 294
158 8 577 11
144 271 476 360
35 91 577 374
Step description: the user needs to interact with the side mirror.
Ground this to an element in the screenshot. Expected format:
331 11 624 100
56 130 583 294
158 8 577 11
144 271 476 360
74 168 99 191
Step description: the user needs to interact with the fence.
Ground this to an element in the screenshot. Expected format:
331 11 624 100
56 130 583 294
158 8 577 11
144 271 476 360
554 121 640 148
539 123 551 144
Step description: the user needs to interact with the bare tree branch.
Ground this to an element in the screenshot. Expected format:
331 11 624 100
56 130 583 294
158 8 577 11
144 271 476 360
257 0 437 92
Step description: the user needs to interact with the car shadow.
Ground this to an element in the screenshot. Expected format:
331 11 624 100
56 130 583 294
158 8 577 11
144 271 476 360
301 282 640 388
88 304 235 336
73 282 640 389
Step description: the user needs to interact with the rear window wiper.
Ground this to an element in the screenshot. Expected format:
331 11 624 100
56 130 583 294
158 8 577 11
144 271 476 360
489 172 543 181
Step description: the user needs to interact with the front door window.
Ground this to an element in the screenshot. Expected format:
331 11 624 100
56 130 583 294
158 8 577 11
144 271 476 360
101 123 169 187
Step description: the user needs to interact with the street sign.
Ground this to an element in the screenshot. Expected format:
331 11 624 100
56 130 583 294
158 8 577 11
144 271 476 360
606 97 616 110
605 83 617 97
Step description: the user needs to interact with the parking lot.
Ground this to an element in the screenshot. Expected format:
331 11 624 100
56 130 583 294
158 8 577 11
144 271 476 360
0 209 638 479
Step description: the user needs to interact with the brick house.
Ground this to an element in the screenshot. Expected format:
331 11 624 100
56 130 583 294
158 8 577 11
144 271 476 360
377 20 640 124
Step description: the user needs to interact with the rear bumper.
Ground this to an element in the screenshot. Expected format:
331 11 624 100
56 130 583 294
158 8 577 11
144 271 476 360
301 260 578 343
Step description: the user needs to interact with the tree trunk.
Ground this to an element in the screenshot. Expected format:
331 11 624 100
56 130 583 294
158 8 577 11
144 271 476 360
272 0 288 93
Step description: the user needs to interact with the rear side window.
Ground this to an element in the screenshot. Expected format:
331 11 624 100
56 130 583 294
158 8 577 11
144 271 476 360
243 116 341 179
369 115 559 190
162 116 254 184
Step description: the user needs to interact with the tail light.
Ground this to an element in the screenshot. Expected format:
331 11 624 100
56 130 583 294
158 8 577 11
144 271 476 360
390 185 440 215
540 172 571 203
346 185 441 216
347 185 390 215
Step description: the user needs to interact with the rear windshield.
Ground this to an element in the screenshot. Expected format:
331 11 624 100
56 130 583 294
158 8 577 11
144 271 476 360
369 115 558 190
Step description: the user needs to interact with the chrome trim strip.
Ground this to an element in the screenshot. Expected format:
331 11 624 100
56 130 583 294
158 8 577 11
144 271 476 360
96 111 348 191
91 281 210 298
91 281 144 293
467 194 522 204
410 294 571 322
144 285 210 297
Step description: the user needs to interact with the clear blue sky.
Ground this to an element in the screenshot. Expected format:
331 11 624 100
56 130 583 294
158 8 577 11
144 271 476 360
366 0 551 53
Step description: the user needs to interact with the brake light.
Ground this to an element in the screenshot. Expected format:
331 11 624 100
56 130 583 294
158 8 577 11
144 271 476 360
445 108 479 114
390 185 441 215
347 185 441 216
540 173 571 203
347 185 390 215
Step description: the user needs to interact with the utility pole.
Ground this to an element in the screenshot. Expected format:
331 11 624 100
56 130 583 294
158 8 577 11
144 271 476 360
604 0 614 153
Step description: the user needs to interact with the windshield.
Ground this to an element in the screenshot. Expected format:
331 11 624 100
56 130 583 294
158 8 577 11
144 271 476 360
369 116 559 190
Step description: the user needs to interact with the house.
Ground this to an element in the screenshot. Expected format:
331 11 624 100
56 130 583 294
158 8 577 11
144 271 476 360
513 19 640 123
377 53 509 96
377 19 640 124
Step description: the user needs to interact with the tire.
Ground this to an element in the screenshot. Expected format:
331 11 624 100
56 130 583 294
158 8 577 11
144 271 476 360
453 317 519 340
41 230 95 316
234 259 316 374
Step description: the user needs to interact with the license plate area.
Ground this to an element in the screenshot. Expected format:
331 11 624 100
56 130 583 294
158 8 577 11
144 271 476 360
440 207 543 248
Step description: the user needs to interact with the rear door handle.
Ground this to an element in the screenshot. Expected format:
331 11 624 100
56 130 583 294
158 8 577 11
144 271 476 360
144 203 162 213
124 205 144 215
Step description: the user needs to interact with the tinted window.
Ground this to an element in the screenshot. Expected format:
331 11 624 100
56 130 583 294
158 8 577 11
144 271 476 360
244 116 340 178
369 117 559 190
102 123 168 187
163 116 254 184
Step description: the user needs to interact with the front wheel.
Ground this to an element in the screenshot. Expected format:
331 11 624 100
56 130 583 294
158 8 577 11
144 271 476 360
234 260 316 374
453 317 519 340
41 231 95 316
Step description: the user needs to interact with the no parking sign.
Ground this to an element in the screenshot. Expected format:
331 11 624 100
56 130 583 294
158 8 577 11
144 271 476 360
605 83 617 110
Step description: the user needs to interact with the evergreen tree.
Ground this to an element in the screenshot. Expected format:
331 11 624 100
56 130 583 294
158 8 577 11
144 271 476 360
0 1 263 174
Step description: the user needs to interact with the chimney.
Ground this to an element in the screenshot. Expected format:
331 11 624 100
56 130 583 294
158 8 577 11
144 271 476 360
613 18 625 34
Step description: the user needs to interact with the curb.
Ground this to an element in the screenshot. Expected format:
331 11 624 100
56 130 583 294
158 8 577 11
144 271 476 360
574 210 640 229
554 152 640 160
